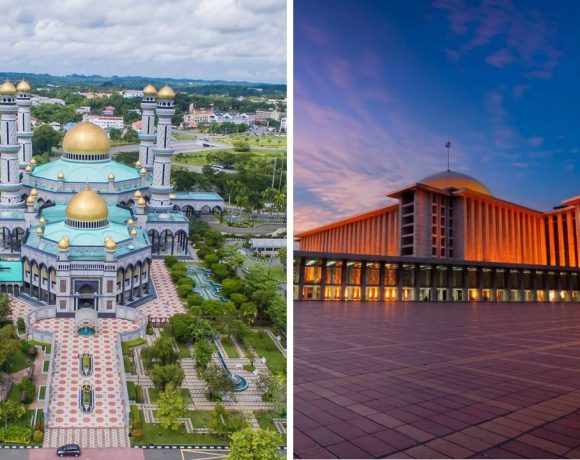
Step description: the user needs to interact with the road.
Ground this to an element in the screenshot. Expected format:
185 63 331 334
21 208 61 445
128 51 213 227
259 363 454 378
3 447 227 460
202 215 285 235
109 140 231 156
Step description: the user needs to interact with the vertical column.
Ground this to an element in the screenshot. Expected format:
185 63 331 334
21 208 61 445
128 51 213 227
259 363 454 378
430 265 436 301
320 259 327 301
378 262 385 301
360 262 367 301
340 259 347 301
396 264 404 301
138 84 157 170
16 80 32 168
0 81 24 208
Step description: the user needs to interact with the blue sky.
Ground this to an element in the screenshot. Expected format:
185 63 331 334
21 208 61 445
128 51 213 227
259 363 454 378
294 0 580 231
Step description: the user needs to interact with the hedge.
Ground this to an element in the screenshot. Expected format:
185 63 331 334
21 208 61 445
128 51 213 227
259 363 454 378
127 381 137 401
135 384 143 404
0 425 32 444
130 405 143 429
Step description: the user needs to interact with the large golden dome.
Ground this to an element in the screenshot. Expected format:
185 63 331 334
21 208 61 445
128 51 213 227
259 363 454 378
66 187 108 222
0 80 16 95
419 170 491 196
157 85 175 99
143 84 157 96
16 80 31 92
62 122 111 155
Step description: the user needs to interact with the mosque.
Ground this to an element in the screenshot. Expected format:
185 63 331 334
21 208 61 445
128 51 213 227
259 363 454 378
0 80 224 312
295 167 580 303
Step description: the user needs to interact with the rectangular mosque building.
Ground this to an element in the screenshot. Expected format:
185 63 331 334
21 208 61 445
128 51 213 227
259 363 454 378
294 169 580 303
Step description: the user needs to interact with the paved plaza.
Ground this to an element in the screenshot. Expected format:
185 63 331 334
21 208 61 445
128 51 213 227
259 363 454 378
295 301 580 458
139 260 187 318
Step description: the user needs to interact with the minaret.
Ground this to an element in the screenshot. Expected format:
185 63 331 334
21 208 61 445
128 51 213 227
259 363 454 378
138 84 157 170
148 85 175 210
16 80 32 169
0 81 24 207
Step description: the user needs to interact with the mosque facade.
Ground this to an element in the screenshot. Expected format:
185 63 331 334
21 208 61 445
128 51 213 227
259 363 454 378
0 80 224 312
295 169 580 303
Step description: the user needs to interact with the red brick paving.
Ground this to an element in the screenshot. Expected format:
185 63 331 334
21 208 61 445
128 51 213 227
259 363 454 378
294 301 580 458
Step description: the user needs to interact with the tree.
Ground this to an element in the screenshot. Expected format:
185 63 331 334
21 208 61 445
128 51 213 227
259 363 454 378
221 278 244 297
32 124 62 154
227 428 280 460
0 294 11 322
150 364 185 390
109 128 122 141
208 403 231 440
277 247 287 266
0 325 20 369
256 371 277 400
123 128 139 143
141 337 178 368
167 313 192 343
194 338 213 371
0 400 26 427
189 316 217 343
242 264 279 315
267 295 286 335
156 383 187 431
240 302 258 325
201 364 235 401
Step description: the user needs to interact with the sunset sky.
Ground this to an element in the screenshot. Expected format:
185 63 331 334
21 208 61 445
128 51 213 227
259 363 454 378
294 0 580 232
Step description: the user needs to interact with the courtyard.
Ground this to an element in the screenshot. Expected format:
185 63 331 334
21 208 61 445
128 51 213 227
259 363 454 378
295 301 580 459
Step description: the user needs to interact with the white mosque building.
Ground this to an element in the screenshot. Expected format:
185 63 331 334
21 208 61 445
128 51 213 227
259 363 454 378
0 80 224 313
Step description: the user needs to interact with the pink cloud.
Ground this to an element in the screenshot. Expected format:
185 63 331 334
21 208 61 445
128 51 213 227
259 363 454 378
486 48 513 67
301 22 330 47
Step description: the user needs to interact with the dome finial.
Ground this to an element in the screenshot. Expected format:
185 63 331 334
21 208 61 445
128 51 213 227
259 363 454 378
445 139 452 172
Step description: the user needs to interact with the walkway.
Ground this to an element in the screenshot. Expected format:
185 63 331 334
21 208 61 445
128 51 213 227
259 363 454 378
138 260 187 318
295 301 580 459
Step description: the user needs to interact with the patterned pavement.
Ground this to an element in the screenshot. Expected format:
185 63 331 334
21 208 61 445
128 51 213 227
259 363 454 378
138 260 187 318
295 301 580 459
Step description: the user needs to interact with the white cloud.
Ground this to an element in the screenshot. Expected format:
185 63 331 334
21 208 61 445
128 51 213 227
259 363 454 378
0 0 286 82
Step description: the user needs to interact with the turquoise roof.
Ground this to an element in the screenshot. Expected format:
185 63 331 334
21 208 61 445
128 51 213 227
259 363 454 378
41 204 131 225
0 261 23 282
31 158 141 183
173 192 223 201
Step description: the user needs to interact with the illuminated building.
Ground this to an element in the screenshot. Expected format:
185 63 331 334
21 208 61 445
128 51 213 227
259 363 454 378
295 169 580 303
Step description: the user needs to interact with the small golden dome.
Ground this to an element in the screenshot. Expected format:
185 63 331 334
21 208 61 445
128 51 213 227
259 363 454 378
24 165 32 173
30 188 38 197
133 190 143 199
134 160 141 168
420 170 492 196
137 197 146 207
130 228 138 237
26 195 35 206
0 80 17 95
139 167 147 176
39 216 46 225
57 171 65 180
30 158 37 165
16 80 31 93
66 187 108 222
62 121 111 155
157 85 175 99
127 218 134 226
58 236 70 250
169 193 176 199
143 84 157 96
104 237 117 250
108 173 115 181
36 227 43 235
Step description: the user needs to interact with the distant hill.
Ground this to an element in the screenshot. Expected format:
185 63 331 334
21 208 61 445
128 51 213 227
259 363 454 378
0 72 286 97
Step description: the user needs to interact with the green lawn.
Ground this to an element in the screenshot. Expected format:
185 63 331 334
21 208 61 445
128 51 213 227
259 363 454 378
177 343 191 359
220 336 239 359
267 266 286 282
42 361 50 372
123 357 134 374
254 411 286 444
38 386 46 400
189 410 212 428
2 349 31 373
225 134 287 148
133 420 224 446
243 330 285 376
122 338 145 356
173 131 197 141
148 388 192 405
29 341 51 354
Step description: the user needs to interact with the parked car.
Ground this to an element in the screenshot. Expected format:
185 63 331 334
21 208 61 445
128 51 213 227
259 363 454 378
56 444 81 457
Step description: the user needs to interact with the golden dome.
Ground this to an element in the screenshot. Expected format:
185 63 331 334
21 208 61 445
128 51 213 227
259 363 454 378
137 197 146 207
108 173 115 181
130 228 138 237
139 167 147 176
104 237 117 250
26 195 35 206
62 121 111 155
39 216 46 225
30 188 38 197
419 170 492 196
157 85 175 99
58 236 70 250
143 84 157 96
127 218 134 226
35 227 43 235
169 193 176 199
24 165 32 173
134 160 141 167
30 158 37 165
0 80 16 95
66 187 108 222
16 80 31 92
57 171 65 180
133 190 142 199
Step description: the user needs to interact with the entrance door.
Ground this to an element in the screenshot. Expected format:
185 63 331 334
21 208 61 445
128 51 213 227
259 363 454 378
78 284 96 310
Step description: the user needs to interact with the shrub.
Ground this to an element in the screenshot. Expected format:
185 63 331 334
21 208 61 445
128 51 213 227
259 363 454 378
177 283 193 299
130 406 143 429
127 381 137 401
135 385 143 404
0 425 32 444
16 318 25 334
19 377 35 404
146 322 154 335
131 428 143 441
164 256 179 268
32 430 43 443
187 293 203 308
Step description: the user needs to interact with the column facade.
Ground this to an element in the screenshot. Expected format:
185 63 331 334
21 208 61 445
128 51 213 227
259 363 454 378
138 85 157 170
16 81 32 169
0 82 24 208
